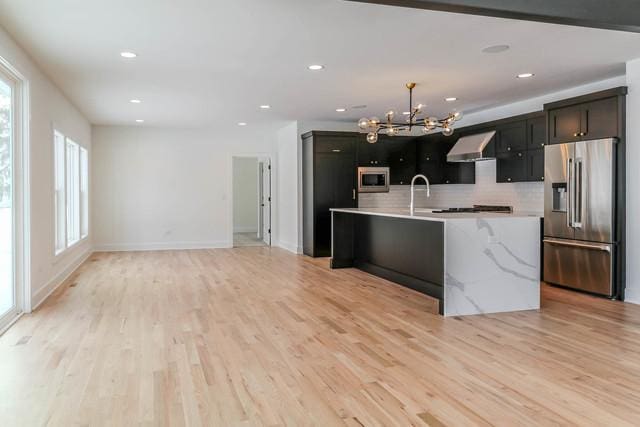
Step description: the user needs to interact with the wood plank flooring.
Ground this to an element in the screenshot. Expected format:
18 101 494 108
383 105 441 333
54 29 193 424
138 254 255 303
1 248 640 426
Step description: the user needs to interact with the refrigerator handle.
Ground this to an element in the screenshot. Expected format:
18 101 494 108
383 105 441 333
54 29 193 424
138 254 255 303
574 158 583 229
566 158 573 228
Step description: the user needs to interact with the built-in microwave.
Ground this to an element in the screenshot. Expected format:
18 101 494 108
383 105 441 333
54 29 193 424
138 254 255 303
357 167 389 193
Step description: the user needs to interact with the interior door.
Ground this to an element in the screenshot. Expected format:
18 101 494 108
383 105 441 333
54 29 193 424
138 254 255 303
261 160 271 246
544 142 574 239
573 139 615 243
0 72 17 330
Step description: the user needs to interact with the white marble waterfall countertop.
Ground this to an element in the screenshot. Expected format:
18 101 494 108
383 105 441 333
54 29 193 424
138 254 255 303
330 207 542 222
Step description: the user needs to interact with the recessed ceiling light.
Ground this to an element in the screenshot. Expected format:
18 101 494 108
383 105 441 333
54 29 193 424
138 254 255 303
308 64 324 71
336 108 346 112
445 97 457 102
352 104 367 109
120 51 137 58
135 119 144 123
260 105 271 109
482 45 510 54
517 73 534 79
130 99 141 104
402 111 410 115
238 122 247 126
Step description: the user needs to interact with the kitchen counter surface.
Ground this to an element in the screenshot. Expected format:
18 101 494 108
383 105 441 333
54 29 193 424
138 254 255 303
330 207 542 222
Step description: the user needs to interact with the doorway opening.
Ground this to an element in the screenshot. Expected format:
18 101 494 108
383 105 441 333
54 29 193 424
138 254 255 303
232 156 271 248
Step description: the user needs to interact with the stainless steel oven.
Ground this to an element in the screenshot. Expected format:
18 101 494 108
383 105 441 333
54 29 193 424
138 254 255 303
357 167 389 193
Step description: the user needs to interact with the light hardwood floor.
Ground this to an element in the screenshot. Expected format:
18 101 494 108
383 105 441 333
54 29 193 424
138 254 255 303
1 248 640 426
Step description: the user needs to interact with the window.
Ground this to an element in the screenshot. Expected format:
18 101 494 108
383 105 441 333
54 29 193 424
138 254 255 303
80 147 88 239
54 131 66 253
54 130 88 254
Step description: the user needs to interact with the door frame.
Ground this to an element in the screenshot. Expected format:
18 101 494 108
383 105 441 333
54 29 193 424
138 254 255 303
228 153 272 248
0 54 30 335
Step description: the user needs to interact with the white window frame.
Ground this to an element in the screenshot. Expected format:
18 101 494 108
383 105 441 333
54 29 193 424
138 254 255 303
53 129 88 256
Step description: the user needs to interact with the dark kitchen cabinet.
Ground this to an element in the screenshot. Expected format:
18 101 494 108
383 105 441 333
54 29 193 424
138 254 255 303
302 131 358 257
526 149 544 182
548 104 582 144
357 138 389 167
387 139 416 185
416 134 475 185
416 135 446 184
496 121 527 153
547 95 620 145
496 150 527 183
582 97 619 140
526 116 547 150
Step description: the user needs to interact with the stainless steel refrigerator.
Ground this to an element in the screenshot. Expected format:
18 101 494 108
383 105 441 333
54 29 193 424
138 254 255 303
543 138 617 296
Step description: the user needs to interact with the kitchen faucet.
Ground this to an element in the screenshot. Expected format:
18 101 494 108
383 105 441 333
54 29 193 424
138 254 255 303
410 174 431 215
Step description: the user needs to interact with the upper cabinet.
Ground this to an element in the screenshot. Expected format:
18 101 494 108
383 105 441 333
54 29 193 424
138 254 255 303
496 121 527 153
386 138 416 185
526 116 547 150
546 87 627 145
416 134 475 185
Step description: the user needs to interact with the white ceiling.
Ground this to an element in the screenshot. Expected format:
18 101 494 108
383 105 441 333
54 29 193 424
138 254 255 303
1 0 640 128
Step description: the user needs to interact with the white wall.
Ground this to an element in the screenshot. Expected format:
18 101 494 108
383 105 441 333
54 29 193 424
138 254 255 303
92 125 277 251
275 121 299 253
0 25 92 309
625 59 640 304
232 157 259 233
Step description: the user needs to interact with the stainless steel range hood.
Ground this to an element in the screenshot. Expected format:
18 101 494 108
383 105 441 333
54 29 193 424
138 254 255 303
447 130 496 162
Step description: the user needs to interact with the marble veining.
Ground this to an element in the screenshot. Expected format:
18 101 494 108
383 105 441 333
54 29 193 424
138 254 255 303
443 217 540 316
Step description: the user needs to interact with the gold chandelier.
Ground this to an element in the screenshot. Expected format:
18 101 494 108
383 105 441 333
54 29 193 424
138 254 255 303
358 83 463 143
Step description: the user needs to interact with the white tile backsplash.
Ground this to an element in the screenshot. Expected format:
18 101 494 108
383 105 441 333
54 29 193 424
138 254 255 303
358 160 544 213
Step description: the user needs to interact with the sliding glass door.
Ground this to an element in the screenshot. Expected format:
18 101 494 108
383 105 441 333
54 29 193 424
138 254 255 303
0 72 16 330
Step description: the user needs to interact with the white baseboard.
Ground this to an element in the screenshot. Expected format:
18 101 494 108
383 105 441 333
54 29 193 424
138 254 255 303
233 227 259 233
31 248 94 311
624 287 640 305
276 240 302 254
94 240 232 252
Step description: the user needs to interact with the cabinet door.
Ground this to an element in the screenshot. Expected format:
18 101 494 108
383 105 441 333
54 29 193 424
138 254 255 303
496 121 527 153
582 97 618 140
388 140 416 185
526 116 546 150
549 105 582 144
416 137 444 185
496 150 527 183
526 149 544 182
314 152 356 257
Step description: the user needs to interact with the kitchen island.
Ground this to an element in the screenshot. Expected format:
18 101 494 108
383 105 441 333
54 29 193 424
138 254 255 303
331 208 541 316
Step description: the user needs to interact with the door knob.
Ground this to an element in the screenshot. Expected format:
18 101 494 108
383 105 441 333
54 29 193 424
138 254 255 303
507 178 512 182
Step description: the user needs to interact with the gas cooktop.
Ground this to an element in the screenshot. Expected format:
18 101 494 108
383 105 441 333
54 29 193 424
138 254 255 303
432 205 513 214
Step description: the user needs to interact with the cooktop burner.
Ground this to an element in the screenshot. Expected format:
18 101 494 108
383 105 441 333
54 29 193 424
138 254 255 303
432 205 513 214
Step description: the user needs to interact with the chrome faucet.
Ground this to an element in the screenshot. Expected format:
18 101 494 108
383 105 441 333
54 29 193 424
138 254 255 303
410 174 431 215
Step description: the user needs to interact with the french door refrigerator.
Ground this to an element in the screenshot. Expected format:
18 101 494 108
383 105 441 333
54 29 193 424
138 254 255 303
543 138 617 296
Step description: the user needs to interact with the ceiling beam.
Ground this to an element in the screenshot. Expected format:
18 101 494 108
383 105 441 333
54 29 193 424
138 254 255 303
346 0 640 33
